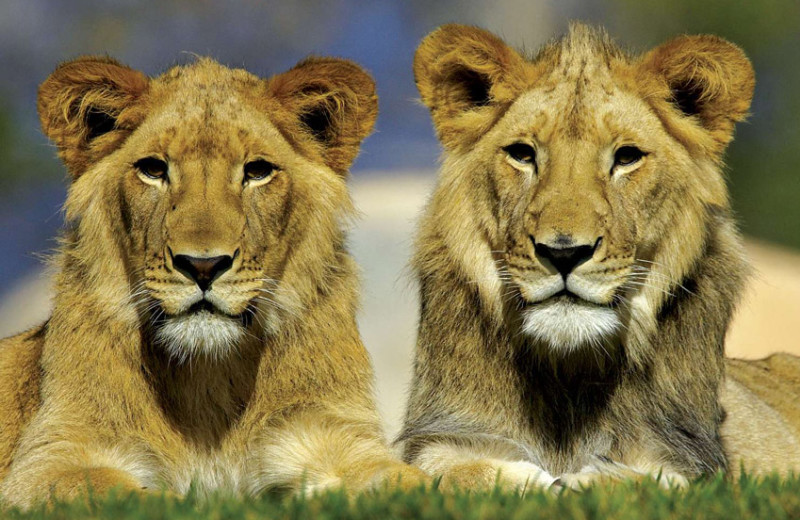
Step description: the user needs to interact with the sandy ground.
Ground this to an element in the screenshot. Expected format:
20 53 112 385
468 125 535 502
1 173 798 437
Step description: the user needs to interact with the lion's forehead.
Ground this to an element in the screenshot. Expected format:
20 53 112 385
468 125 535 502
148 87 251 132
129 86 287 165
500 75 652 147
143 59 267 131
495 26 654 144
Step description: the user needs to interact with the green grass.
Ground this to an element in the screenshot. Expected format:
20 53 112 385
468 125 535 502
3 474 800 519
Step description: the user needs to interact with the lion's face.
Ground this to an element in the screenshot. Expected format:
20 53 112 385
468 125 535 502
414 24 753 352
39 57 377 359
486 81 658 349
121 71 303 359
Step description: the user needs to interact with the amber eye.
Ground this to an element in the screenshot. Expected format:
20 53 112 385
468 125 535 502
243 159 277 183
614 146 646 168
504 143 536 166
134 157 168 180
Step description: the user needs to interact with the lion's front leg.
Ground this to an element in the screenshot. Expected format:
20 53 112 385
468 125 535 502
247 411 429 496
1 442 154 508
411 440 558 492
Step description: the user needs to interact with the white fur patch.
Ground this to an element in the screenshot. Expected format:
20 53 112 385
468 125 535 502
521 299 620 352
300 476 344 497
494 460 559 490
155 311 245 362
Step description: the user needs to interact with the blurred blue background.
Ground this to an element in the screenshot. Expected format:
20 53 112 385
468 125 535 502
1 0 799 299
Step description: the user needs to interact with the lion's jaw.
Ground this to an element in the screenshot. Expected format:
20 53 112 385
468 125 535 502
154 309 246 361
520 297 621 352
150 289 253 361
516 269 623 351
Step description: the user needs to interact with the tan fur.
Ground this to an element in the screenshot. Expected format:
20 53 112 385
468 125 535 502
0 55 424 508
0 327 44 481
722 355 800 475
400 23 798 491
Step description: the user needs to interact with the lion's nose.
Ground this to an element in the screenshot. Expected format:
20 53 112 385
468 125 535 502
172 254 234 292
533 236 600 278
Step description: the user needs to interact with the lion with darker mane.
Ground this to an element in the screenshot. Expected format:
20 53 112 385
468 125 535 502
399 23 800 489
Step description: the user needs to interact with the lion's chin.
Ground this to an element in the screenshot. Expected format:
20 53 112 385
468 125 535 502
520 298 620 353
154 311 245 362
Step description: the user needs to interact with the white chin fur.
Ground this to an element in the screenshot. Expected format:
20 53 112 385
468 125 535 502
521 299 620 352
155 311 244 362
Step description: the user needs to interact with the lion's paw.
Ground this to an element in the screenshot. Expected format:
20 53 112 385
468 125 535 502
558 463 688 491
496 460 559 492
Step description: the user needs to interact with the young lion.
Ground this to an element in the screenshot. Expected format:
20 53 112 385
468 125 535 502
0 55 423 507
399 23 800 489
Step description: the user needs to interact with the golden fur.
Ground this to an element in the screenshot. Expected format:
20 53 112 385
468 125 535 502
0 55 423 507
400 23 800 490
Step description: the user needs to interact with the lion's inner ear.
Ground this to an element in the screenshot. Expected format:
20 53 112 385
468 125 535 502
442 66 493 108
84 108 117 140
642 35 755 151
268 57 378 174
299 100 335 143
37 56 149 178
414 24 527 151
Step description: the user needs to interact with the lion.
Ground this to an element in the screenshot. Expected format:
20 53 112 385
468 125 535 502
0 55 425 508
398 23 800 490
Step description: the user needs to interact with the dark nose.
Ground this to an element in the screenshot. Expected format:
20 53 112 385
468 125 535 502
172 254 233 292
533 237 600 278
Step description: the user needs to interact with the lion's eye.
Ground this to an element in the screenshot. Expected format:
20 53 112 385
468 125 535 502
504 143 536 166
614 146 645 168
134 157 168 180
243 159 277 183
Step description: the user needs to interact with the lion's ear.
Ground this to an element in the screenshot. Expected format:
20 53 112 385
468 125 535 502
414 24 527 151
267 57 378 174
38 56 149 178
642 35 754 152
